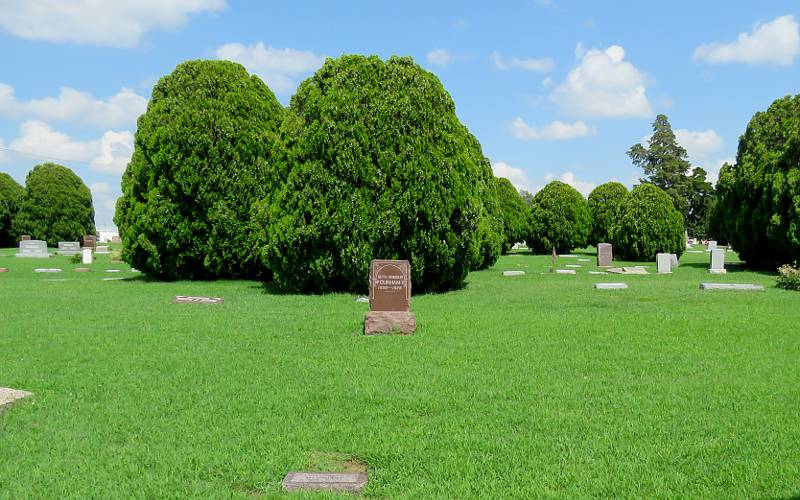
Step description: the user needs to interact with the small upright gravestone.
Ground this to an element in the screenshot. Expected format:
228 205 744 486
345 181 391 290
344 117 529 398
82 248 93 264
597 243 613 267
16 240 49 258
20 235 31 241
364 259 416 335
656 253 672 274
83 234 96 249
57 241 81 255
709 249 726 274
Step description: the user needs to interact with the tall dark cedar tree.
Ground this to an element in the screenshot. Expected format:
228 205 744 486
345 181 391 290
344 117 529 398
0 172 24 246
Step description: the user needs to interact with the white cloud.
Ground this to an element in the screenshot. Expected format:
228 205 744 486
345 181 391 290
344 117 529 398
553 171 596 197
0 0 226 48
492 51 554 72
215 42 325 93
89 182 111 195
552 44 653 118
675 128 723 163
492 161 534 193
0 83 147 129
426 49 452 67
693 15 799 66
509 117 592 141
8 121 134 175
103 198 119 213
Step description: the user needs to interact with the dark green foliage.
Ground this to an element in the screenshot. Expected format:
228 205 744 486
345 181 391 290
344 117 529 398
115 60 284 280
0 172 24 246
686 167 715 239
611 183 685 261
587 181 628 246
710 94 800 267
494 177 530 253
255 55 497 293
525 181 591 254
11 163 95 246
474 176 504 269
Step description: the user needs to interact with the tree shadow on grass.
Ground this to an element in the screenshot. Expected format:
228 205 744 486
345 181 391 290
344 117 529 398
679 261 777 277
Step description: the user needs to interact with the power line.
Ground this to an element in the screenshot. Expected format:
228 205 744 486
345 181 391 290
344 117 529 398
0 146 92 165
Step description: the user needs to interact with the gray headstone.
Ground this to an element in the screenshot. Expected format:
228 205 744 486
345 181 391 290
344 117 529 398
555 269 576 275
577 258 591 262
57 241 81 255
0 387 32 412
669 253 679 269
588 271 608 275
707 240 717 252
597 243 613 267
34 268 62 273
82 247 93 264
502 270 525 276
709 249 726 274
282 472 367 493
656 253 672 274
594 283 628 289
686 250 703 253
700 283 764 291
565 264 581 268
16 240 49 258
558 254 578 258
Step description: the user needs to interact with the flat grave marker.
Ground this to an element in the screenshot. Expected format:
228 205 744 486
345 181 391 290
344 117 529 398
577 258 591 262
555 269 576 275
565 264 581 268
172 296 224 304
502 270 525 276
282 472 367 494
594 283 628 289
102 277 126 281
34 268 62 273
365 259 416 335
700 283 764 291
0 388 32 412
0 268 8 273
588 271 608 275
74 268 90 273
608 267 648 275
558 254 578 258
106 269 121 273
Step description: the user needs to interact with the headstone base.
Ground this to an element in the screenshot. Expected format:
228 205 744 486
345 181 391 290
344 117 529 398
364 311 416 335
709 269 727 274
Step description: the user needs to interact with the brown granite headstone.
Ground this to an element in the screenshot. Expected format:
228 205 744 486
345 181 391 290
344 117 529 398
597 243 613 267
364 259 416 335
20 235 31 241
83 235 96 248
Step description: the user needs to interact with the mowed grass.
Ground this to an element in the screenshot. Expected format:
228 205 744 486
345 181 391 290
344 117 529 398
1 246 799 498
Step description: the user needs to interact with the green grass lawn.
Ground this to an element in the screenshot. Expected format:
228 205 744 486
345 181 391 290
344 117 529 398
1 246 799 498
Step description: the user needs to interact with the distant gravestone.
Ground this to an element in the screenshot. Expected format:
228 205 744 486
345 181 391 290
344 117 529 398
565 264 581 268
83 235 96 248
282 472 367 494
172 296 224 304
365 259 416 335
95 245 111 254
707 240 717 252
669 253 679 269
34 268 62 273
555 269 576 275
588 271 608 275
594 283 628 289
502 270 525 276
597 243 613 267
0 387 32 412
82 248 93 264
74 268 90 273
709 249 726 274
57 241 81 255
111 235 121 243
19 235 31 241
16 240 49 258
656 253 672 274
0 268 8 273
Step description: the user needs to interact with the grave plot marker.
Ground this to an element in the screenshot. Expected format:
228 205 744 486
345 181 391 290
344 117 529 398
709 249 726 274
597 243 613 267
0 388 32 412
16 240 49 258
502 270 525 276
364 259 416 335
282 472 367 494
172 296 225 304
57 242 81 255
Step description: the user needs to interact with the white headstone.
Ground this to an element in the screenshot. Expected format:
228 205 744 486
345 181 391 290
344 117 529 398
82 248 93 264
555 269 576 275
594 283 628 289
707 240 717 252
57 241 81 255
16 240 49 258
502 270 525 276
656 253 672 274
709 249 726 274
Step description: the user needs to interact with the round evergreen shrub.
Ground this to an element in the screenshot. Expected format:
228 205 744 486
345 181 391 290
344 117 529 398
710 94 800 267
525 181 591 253
494 177 530 253
0 172 24 246
12 163 95 246
611 183 684 261
115 60 284 280
473 173 504 270
587 181 628 246
255 55 498 293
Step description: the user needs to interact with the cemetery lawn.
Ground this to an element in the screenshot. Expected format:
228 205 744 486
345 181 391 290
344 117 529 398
1 247 799 498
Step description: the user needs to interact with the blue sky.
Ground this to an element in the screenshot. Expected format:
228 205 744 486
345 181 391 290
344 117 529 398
0 1 798 229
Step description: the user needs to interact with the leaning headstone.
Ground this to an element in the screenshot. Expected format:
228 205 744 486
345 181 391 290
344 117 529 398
502 270 525 276
669 253 679 269
656 253 672 274
82 248 93 264
57 241 81 255
16 240 49 258
707 240 717 252
364 259 416 335
83 234 96 248
594 283 628 289
95 245 111 254
19 235 31 241
0 388 32 412
700 283 764 291
709 249 726 274
597 243 613 267
282 472 367 494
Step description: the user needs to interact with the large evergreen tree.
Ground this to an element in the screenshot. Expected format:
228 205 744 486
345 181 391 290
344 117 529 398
494 177 530 253
0 172 24 246
12 163 95 246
